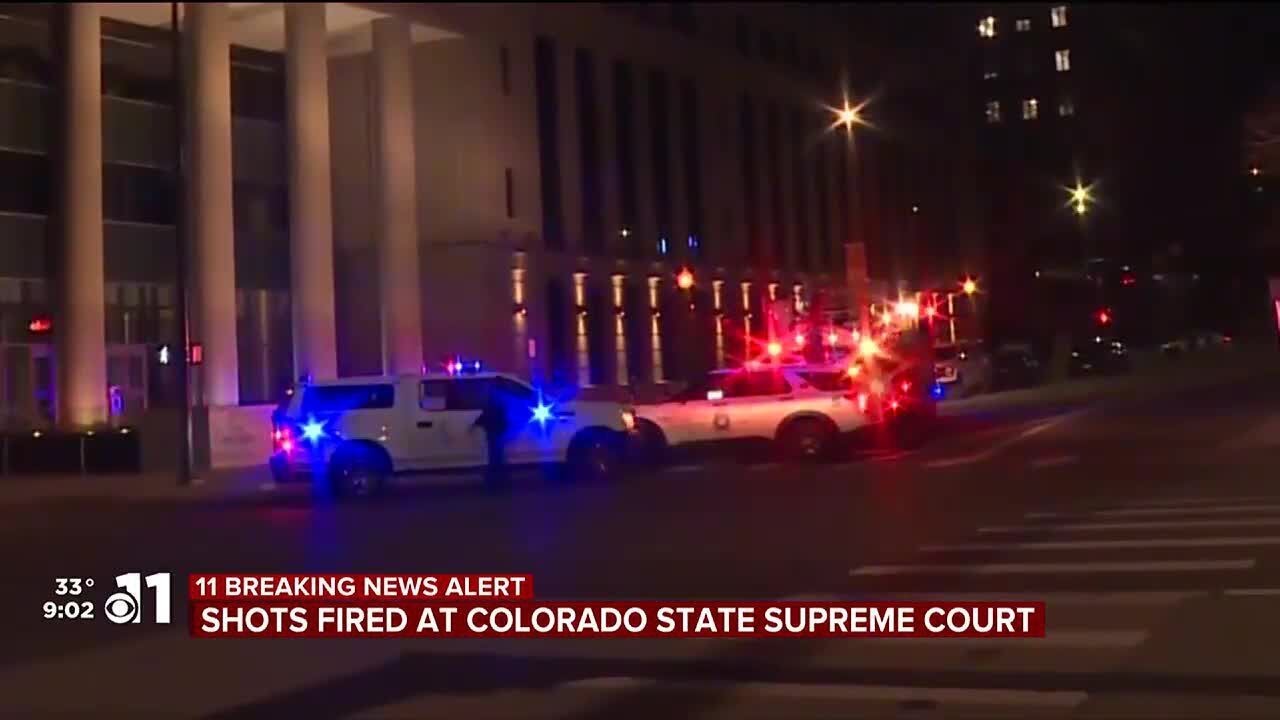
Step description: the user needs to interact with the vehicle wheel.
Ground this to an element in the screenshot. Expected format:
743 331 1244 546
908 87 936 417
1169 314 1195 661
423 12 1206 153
329 448 388 500
634 420 669 467
779 418 832 461
566 432 622 483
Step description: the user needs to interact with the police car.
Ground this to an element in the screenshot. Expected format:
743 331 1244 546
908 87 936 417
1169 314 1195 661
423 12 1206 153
269 363 637 498
632 359 881 461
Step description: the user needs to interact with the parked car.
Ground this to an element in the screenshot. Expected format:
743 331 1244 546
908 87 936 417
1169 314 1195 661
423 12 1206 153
1070 337 1131 376
991 345 1044 391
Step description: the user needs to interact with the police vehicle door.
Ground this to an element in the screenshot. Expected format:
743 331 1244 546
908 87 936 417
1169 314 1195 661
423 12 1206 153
434 377 492 468
658 373 728 444
414 379 453 470
723 369 794 439
491 376 549 464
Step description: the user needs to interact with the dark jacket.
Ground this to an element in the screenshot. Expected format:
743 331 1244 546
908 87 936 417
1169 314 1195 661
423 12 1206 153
473 392 510 438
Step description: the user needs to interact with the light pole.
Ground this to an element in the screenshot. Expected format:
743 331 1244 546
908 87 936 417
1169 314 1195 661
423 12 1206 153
171 2 192 486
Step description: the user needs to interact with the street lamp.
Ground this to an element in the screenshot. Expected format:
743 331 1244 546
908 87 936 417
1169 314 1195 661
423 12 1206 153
676 268 694 290
962 278 978 296
828 97 870 134
1067 181 1094 216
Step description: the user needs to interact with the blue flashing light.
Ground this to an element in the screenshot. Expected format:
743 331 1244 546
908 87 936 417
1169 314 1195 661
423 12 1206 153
530 399 554 427
930 383 945 400
473 361 482 371
300 416 327 443
658 237 669 255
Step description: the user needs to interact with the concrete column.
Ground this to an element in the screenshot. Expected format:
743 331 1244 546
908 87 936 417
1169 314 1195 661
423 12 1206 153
370 17 423 375
186 2 239 405
56 3 106 427
285 3 338 381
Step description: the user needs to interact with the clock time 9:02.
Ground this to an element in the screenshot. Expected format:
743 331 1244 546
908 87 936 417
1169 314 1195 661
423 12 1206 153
44 601 94 619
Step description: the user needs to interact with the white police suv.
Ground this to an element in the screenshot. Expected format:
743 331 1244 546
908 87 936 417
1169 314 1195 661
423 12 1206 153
270 364 637 498
632 361 879 461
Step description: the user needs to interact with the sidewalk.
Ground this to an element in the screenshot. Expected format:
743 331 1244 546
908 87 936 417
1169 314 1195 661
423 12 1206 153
0 464 281 506
939 345 1277 417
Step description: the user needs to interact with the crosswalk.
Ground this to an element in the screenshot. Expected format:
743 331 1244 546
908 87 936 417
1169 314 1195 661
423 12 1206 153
347 493 1280 718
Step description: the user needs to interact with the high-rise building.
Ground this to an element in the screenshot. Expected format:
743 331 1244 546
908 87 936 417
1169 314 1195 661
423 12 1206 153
0 3 860 429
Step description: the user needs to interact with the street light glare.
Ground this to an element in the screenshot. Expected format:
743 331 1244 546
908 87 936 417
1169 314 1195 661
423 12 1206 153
829 98 871 133
962 278 978 295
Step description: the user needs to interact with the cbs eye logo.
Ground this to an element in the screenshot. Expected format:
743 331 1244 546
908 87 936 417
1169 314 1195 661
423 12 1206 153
104 573 172 625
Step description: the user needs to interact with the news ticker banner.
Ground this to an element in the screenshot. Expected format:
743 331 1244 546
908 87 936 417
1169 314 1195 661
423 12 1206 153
44 573 1046 639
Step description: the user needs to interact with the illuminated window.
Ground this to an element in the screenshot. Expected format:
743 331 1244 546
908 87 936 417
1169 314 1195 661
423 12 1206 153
1015 18 1030 32
977 16 996 38
1055 49 1071 72
985 100 1001 123
512 265 527 376
1022 98 1039 120
740 281 753 359
714 316 726 369
983 69 999 80
1051 6 1068 28
1058 96 1075 117
611 274 628 385
573 273 591 387
647 276 664 383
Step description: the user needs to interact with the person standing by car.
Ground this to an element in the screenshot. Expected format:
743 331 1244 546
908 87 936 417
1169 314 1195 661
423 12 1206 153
472 384 511 490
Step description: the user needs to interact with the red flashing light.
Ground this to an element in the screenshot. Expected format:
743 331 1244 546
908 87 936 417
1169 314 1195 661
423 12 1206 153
924 305 937 319
1121 275 1137 287
767 341 782 358
856 393 869 413
189 343 203 365
28 317 51 333
1097 310 1111 325
794 333 806 348
901 380 912 393
889 399 901 411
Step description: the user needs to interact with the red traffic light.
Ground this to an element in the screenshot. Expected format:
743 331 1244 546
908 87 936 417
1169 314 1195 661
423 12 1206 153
1097 310 1111 325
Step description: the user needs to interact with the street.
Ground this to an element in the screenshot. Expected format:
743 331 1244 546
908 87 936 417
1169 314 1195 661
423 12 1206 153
2 361 1280 718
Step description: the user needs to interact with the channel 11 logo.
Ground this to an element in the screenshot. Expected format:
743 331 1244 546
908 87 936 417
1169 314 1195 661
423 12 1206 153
103 572 172 625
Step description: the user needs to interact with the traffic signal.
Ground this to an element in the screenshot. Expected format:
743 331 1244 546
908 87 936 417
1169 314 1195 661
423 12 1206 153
1096 309 1112 325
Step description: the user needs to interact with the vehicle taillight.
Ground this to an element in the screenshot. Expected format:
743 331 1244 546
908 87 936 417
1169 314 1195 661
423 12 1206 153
273 426 293 454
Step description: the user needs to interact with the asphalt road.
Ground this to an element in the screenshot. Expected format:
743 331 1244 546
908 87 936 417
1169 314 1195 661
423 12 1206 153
3 364 1280 718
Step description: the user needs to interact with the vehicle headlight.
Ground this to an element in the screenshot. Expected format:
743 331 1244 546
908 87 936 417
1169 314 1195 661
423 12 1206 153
621 409 637 432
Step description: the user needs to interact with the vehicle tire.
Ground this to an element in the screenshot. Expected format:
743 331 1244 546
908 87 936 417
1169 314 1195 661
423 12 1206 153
566 431 622 484
778 417 833 461
329 444 389 500
633 420 669 467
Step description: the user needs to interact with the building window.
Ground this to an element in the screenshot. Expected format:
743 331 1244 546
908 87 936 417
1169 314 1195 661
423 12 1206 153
575 49 604 254
499 45 511 96
533 37 563 250
1055 49 1071 72
1016 18 1031 32
978 16 996 38
504 168 515 219
1058 96 1075 117
985 100 1002 123
739 95 761 263
679 77 704 257
545 277 570 385
648 69 673 257
791 108 810 271
613 61 639 255
0 150 51 215
1021 98 1039 120
573 273 591 387
611 275 628 384
647 276 664 383
813 126 832 271
766 103 786 264
1051 6 1068 28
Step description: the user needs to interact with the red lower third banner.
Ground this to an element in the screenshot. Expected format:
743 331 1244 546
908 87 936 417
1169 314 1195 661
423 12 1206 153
191 601 1046 639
